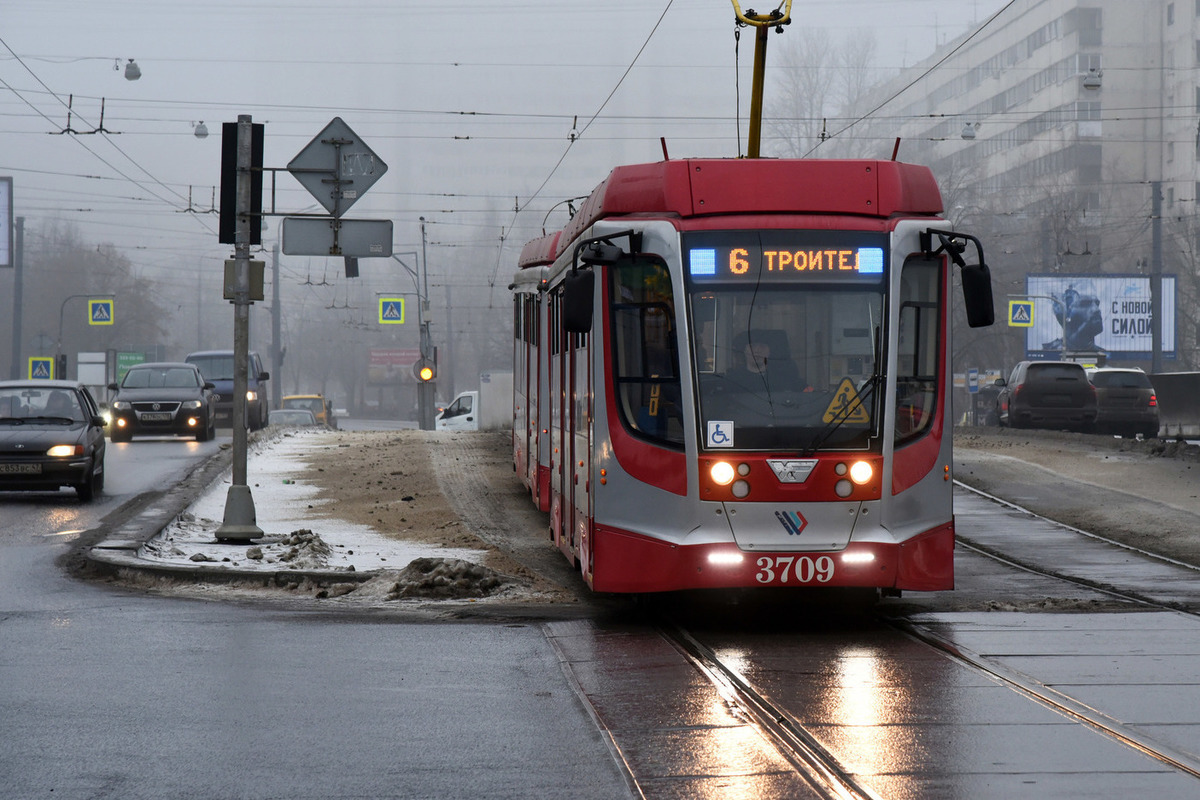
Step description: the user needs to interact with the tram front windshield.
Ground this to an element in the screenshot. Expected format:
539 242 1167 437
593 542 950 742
685 230 887 452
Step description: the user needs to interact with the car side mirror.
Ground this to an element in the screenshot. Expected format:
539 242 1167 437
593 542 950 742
204 382 215 390
107 382 119 391
993 378 1007 387
93 415 107 427
258 371 270 381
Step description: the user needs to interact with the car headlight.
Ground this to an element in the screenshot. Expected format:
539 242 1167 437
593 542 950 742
112 400 131 410
246 390 258 402
182 400 203 410
46 444 81 457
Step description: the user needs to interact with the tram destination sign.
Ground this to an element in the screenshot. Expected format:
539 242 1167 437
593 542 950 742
685 230 888 283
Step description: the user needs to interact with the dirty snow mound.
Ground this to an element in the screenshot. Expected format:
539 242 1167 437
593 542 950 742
387 557 507 599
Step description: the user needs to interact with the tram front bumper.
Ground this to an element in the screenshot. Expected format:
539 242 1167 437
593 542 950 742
589 521 953 593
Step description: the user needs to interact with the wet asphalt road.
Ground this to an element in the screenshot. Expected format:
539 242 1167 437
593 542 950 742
0 429 632 800
5 425 1200 797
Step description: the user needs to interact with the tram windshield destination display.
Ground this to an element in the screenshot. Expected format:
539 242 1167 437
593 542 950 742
685 231 886 451
686 230 888 284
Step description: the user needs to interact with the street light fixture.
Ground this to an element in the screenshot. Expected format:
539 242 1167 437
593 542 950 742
123 59 141 81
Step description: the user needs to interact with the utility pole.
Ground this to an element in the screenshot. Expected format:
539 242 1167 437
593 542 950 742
1151 181 1163 374
271 240 282 410
9 217 23 379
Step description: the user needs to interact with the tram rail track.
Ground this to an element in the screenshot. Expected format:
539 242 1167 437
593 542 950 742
647 482 1200 796
662 623 882 800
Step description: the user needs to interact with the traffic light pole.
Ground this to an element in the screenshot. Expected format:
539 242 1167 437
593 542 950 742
418 217 435 431
216 114 264 542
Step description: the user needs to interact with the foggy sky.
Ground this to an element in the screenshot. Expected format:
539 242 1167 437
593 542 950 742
2 1 1000 278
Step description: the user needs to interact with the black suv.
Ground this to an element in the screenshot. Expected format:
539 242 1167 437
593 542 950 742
994 361 1097 432
1086 367 1159 438
108 362 217 442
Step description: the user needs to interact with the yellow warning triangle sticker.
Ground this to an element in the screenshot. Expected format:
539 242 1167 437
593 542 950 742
822 377 870 424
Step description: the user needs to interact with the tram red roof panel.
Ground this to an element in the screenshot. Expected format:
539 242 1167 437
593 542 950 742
517 231 560 268
553 159 943 257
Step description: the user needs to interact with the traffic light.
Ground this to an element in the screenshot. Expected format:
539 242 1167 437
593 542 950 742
219 120 265 245
413 358 435 382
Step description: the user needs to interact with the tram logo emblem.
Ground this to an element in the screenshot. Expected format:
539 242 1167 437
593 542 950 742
822 378 870 424
767 459 818 483
775 510 807 536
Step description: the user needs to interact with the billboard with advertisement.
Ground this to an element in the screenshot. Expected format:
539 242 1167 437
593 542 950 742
368 347 420 385
1025 274 1175 360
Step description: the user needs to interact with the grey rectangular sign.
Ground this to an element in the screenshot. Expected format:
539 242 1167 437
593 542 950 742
281 217 393 258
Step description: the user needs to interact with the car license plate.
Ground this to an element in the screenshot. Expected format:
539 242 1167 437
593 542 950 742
0 463 42 474
140 412 172 422
1042 394 1070 406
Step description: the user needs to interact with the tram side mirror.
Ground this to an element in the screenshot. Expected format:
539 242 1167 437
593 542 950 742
562 268 595 333
960 262 995 328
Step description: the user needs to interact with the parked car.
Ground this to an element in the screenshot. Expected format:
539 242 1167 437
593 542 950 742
268 408 320 427
994 360 1097 432
108 362 217 442
184 350 270 430
1086 367 1159 438
0 380 107 501
280 394 335 428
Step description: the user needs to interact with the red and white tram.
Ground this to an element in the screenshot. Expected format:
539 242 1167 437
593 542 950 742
512 158 993 594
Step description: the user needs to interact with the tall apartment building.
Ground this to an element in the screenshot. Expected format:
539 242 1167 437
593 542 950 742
850 0 1196 367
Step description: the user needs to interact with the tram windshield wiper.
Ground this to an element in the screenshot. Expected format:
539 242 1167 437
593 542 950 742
802 323 882 457
802 372 881 457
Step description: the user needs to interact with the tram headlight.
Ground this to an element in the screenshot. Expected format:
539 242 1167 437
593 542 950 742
849 460 873 485
710 461 736 486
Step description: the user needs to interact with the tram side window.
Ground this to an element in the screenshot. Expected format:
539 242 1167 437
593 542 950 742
895 255 941 444
610 258 685 446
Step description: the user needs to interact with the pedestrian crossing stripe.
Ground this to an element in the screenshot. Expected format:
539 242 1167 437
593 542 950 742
89 299 114 325
378 297 405 324
29 358 53 380
822 377 870 424
1007 300 1034 327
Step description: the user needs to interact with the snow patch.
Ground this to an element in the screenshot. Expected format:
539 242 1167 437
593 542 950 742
140 431 484 574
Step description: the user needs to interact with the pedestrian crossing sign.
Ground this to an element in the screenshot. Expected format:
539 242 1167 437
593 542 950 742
29 357 54 380
822 377 870 424
1008 300 1034 327
89 298 114 326
378 297 405 324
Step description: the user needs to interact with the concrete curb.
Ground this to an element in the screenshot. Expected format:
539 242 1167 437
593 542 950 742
84 431 379 588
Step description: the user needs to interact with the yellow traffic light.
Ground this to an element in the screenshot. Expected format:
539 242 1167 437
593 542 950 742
413 357 436 382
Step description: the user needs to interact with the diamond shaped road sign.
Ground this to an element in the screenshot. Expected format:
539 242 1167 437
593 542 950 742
288 117 387 216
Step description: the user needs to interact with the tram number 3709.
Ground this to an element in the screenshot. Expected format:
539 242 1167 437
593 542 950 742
755 555 836 585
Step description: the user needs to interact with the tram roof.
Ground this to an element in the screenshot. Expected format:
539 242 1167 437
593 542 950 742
520 158 943 267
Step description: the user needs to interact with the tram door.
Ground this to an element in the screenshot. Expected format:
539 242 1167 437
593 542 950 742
548 292 567 555
569 331 593 580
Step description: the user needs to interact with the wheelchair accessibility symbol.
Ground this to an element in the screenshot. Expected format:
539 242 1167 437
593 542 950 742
707 420 734 448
